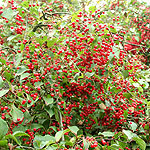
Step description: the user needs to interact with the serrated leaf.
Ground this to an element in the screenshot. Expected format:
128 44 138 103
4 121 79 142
0 140 7 147
98 131 115 137
20 43 24 51
2 8 17 20
10 104 24 122
0 76 3 88
0 118 8 140
0 58 6 65
68 126 79 135
13 131 30 137
132 137 146 150
20 73 30 81
122 70 129 78
47 38 58 47
34 135 55 149
109 144 122 150
5 134 21 146
34 82 43 88
31 123 43 130
55 131 64 142
15 66 28 76
45 107 54 118
123 93 132 99
123 129 137 140
43 95 54 105
3 72 13 81
15 53 23 68
0 89 9 97
129 122 137 132
83 138 90 149
85 72 94 78
49 126 57 132
7 35 16 41
112 47 120 58
133 82 140 87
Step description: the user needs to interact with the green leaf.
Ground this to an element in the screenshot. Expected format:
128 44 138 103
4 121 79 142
83 138 90 149
3 72 13 81
43 94 54 105
122 70 129 78
34 135 55 142
23 110 32 124
10 104 24 122
129 122 137 132
13 131 30 137
2 8 17 20
7 35 16 41
68 126 79 135
135 36 139 42
63 129 70 134
31 123 43 130
132 137 146 150
0 118 8 140
85 72 94 78
20 43 24 51
89 6 96 13
112 47 120 59
133 82 140 87
98 131 115 137
15 53 23 68
20 73 30 81
47 38 58 47
49 126 57 132
34 82 43 88
108 52 114 61
12 125 28 133
4 134 21 146
45 107 54 118
0 58 6 65
0 140 8 147
138 86 143 93
33 135 55 149
55 131 64 142
123 93 132 99
15 66 28 76
0 89 9 97
122 129 137 140
110 87 121 94
0 76 3 88
109 144 122 150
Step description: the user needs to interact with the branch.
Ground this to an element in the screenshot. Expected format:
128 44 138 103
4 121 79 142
56 99 64 142
32 23 49 32
45 12 71 16
124 41 146 48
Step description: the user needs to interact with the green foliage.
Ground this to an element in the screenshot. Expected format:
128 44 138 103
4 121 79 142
0 0 149 149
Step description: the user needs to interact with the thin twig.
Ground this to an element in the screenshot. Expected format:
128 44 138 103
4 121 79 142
45 12 71 16
124 41 146 48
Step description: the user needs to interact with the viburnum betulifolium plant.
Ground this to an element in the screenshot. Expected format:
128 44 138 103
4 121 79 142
0 0 150 149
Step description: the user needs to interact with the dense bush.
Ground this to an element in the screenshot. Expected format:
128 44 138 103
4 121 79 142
0 0 150 149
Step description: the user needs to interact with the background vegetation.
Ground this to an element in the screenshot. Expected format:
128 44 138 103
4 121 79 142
0 0 150 149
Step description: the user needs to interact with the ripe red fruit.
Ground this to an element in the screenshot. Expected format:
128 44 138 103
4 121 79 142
0 11 3 15
17 118 20 121
101 139 106 145
58 102 61 105
22 100 26 105
1 116 5 119
37 87 41 90
28 100 32 104
51 93 54 97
